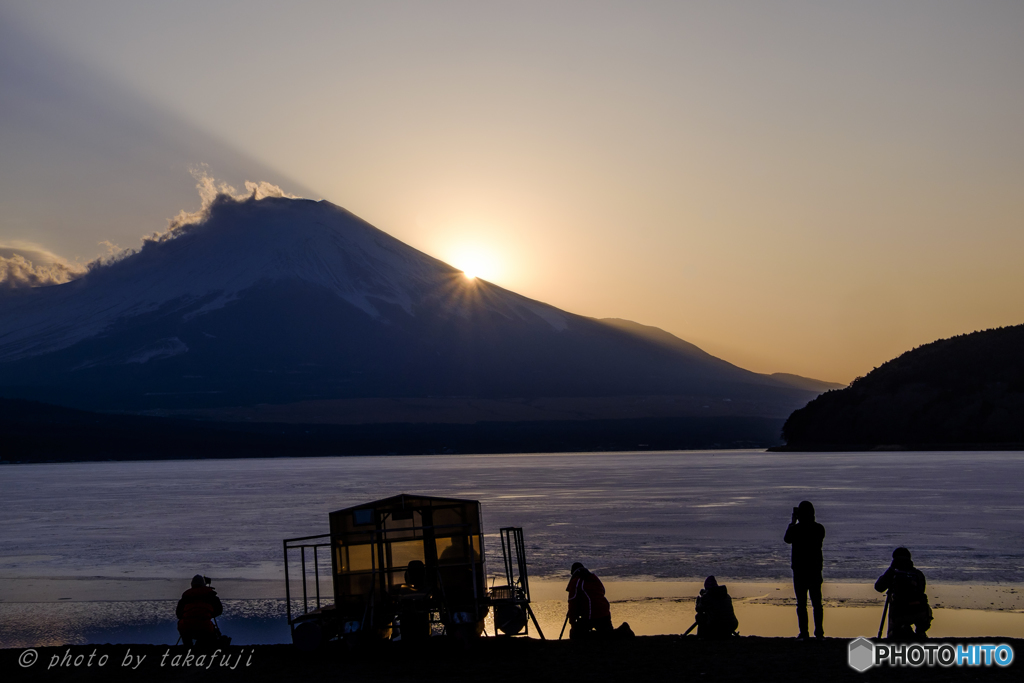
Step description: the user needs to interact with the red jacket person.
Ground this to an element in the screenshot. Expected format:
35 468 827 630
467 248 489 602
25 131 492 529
176 574 224 646
566 562 612 639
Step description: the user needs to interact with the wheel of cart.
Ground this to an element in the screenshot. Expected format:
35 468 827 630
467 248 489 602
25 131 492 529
486 527 545 638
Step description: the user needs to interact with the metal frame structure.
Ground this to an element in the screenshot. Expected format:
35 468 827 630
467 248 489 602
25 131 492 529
282 494 545 645
282 533 332 632
490 526 545 638
285 494 488 643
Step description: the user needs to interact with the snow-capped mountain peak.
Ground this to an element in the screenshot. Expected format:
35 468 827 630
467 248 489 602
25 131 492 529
0 196 566 362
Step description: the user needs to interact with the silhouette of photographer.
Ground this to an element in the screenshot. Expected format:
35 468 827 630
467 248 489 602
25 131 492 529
875 547 932 639
694 575 738 639
176 574 224 647
566 562 612 639
784 500 825 639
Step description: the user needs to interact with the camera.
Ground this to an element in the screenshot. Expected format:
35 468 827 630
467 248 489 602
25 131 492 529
204 576 212 586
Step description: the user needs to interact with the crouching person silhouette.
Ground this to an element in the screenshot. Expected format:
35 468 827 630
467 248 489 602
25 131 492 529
695 576 738 639
566 562 633 640
875 547 932 640
176 574 224 647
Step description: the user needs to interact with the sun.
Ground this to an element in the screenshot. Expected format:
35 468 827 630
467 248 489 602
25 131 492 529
451 245 498 282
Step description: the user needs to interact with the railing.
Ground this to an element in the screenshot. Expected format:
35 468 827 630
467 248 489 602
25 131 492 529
283 533 332 629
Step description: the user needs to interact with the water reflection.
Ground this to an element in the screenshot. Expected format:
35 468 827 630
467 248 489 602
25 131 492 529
0 600 290 649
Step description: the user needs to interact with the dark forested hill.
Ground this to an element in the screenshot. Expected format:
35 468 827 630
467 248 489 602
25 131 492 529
780 324 1024 450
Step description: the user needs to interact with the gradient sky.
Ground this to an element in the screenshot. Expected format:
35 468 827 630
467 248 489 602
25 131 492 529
2 1 1022 383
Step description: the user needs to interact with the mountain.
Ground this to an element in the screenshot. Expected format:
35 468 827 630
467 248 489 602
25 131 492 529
765 373 845 393
0 194 822 427
779 324 1024 450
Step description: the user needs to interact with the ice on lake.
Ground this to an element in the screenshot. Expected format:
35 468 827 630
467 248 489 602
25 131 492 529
2 450 1021 584
3 450 1023 647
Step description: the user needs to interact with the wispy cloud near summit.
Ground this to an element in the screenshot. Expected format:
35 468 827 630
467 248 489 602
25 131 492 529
164 165 298 237
0 170 300 289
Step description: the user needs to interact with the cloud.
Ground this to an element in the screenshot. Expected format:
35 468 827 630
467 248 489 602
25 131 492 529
0 246 87 290
163 165 298 238
0 169 300 289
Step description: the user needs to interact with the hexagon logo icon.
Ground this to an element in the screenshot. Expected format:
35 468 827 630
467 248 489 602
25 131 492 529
848 637 875 672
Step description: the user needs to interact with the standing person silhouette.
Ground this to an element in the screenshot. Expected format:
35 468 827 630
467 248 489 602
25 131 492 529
784 501 825 639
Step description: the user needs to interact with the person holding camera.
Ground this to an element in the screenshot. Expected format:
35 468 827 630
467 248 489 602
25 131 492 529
694 575 739 639
875 547 932 639
176 574 224 647
566 562 612 639
784 500 825 639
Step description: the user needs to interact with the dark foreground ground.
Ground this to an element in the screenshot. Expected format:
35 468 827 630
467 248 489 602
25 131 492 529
4 637 1020 683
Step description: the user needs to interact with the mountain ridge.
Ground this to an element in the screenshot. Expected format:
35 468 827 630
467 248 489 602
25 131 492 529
1 194 827 424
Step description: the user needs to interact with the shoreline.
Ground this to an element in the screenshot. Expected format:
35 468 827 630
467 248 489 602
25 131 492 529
4 577 1022 612
0 398 791 463
769 444 1024 452
4 577 1023 648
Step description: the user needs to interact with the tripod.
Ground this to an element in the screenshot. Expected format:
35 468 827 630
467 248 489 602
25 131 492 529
877 592 891 639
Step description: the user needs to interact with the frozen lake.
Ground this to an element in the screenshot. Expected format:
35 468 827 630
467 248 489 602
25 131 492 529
3 450 1023 647
2 450 1022 584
